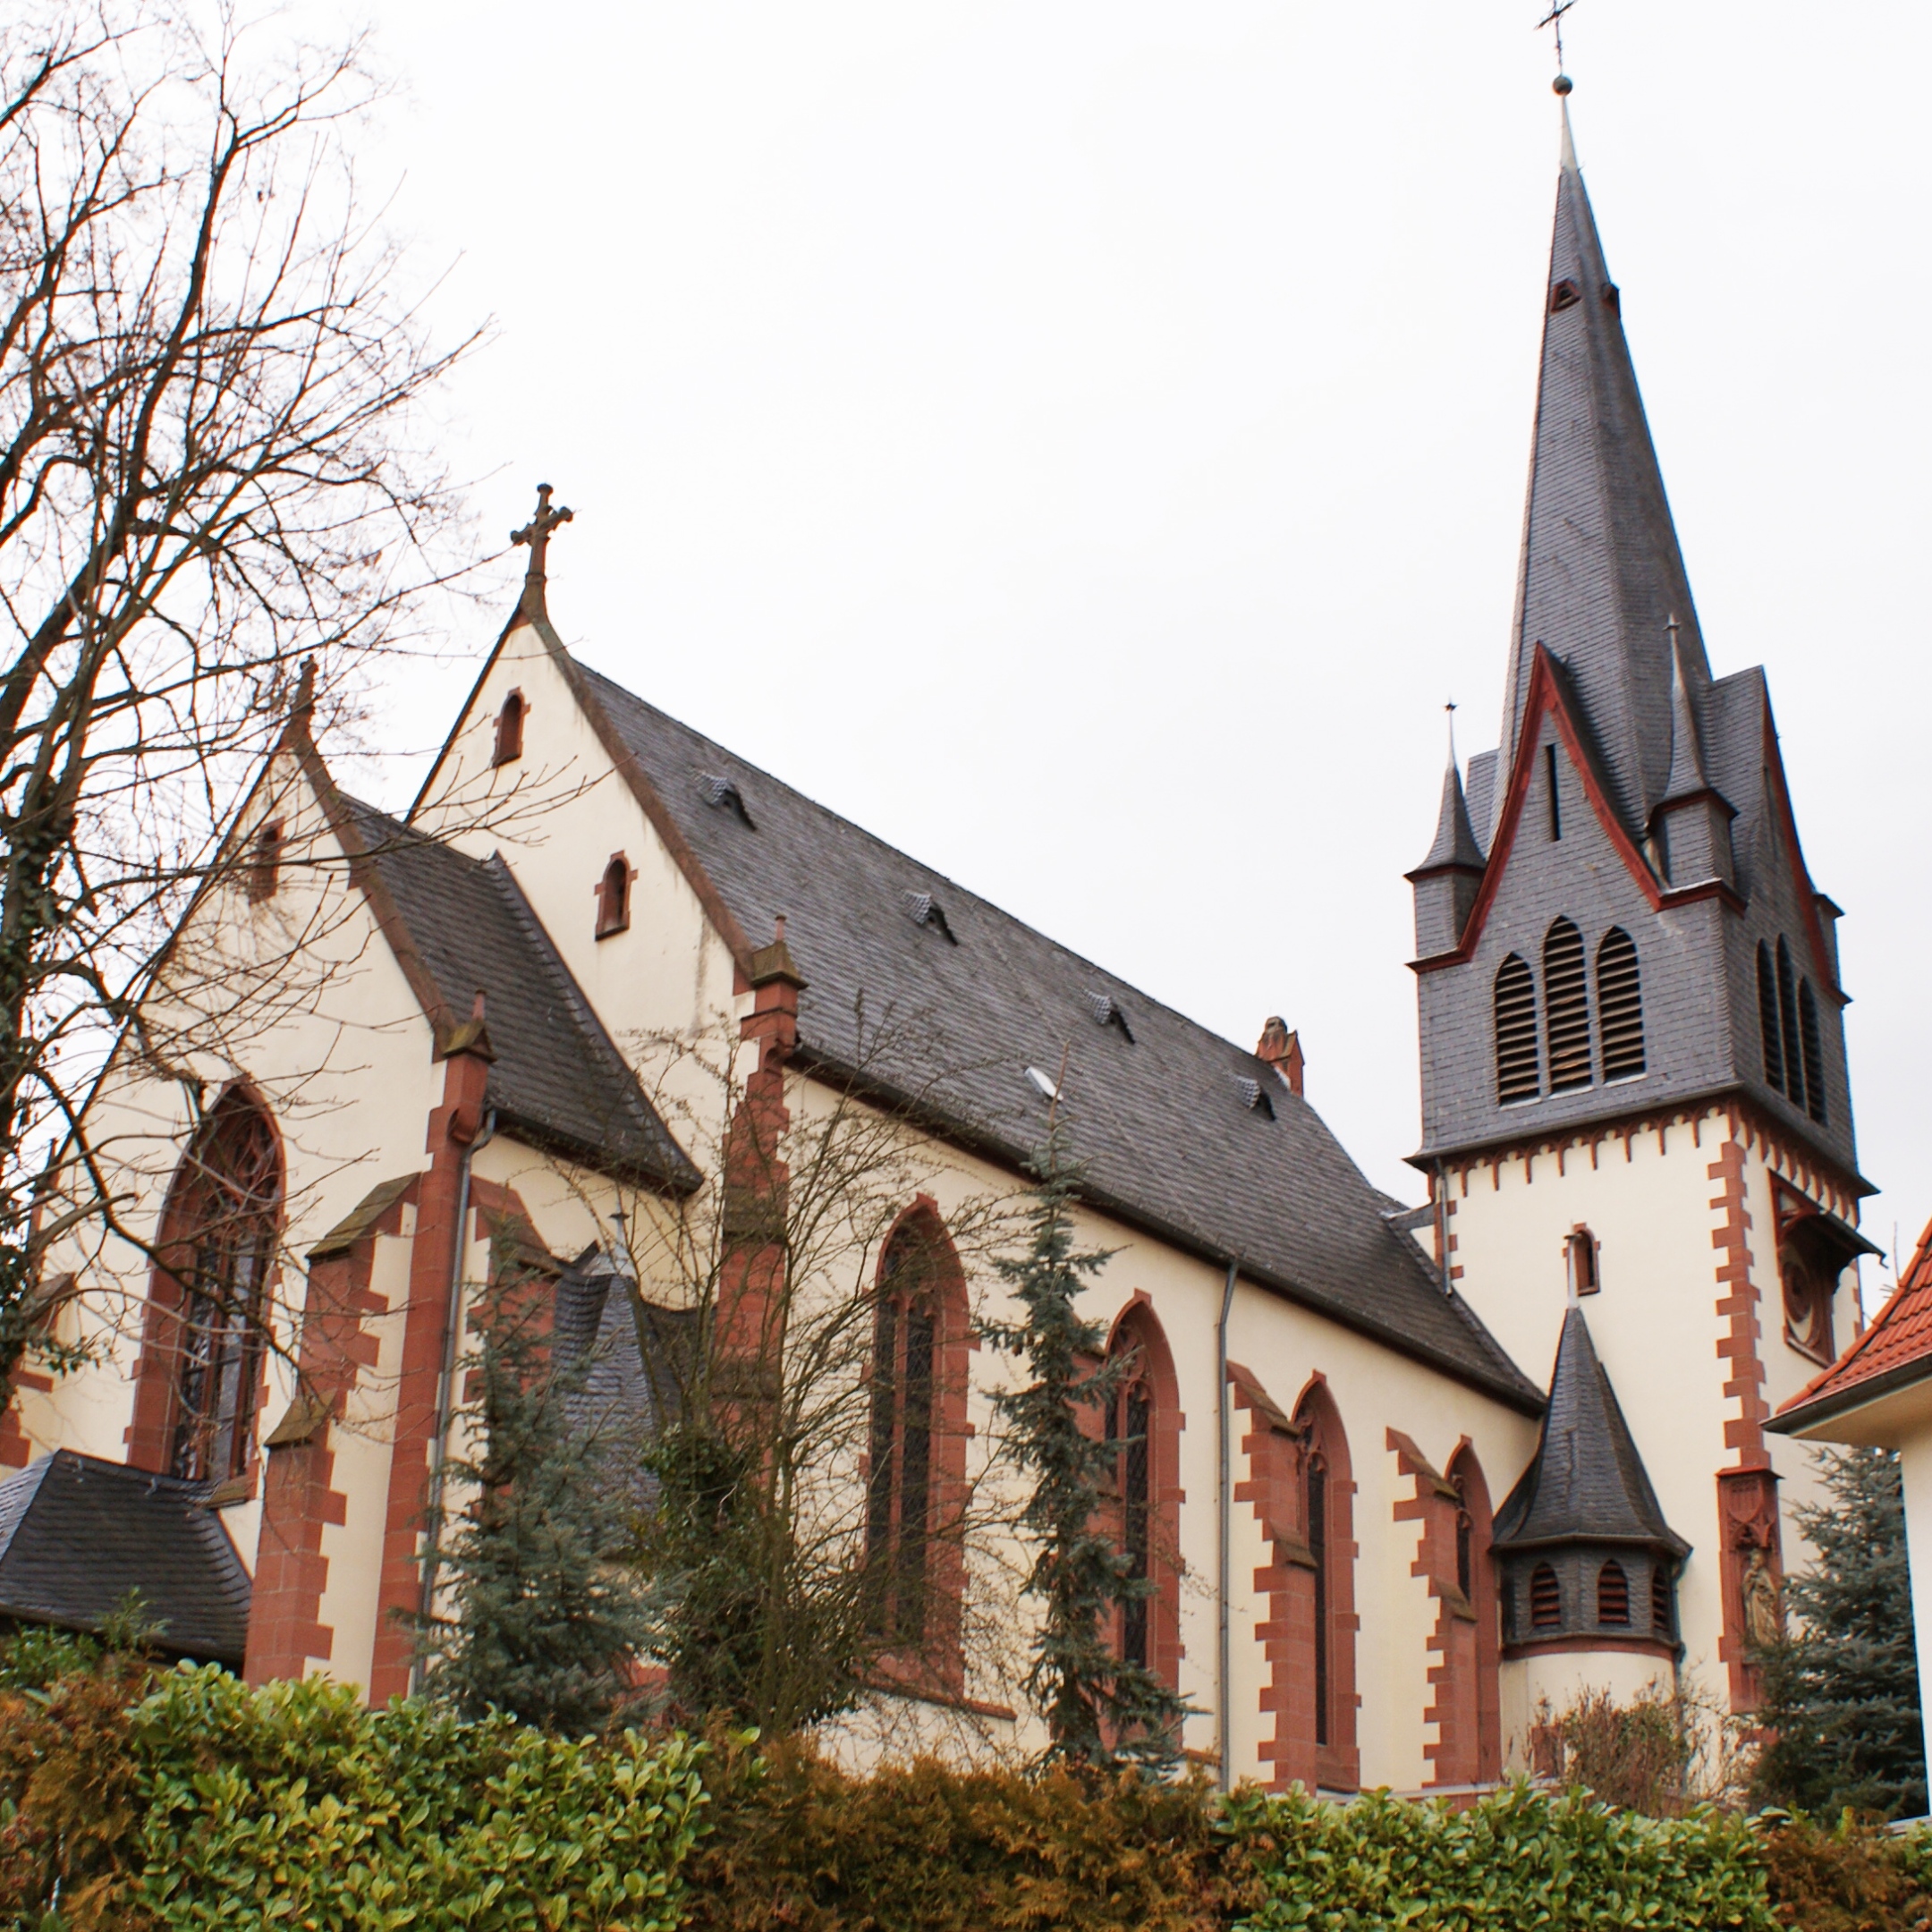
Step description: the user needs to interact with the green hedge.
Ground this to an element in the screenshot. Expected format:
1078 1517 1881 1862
1226 1782 1776 1930
0 1663 707 1931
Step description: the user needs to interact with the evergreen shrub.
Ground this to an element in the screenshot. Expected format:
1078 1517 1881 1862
0 1660 707 1931
1752 1811 1932 1932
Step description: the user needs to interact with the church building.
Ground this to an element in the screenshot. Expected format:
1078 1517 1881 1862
0 101 1875 1792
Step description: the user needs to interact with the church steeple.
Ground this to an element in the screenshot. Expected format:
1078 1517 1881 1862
1493 103 1709 843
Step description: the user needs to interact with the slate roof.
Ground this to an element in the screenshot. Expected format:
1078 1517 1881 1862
0 1452 252 1662
1492 105 1711 849
1493 1308 1689 1555
343 801 696 1192
1773 1216 1932 1435
1411 750 1485 877
564 657 1542 1411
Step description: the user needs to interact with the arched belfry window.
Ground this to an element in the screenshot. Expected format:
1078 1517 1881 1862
1596 928 1645 1080
1758 942 1784 1094
493 689 525 766
158 1089 282 1485
1775 938 1806 1114
1542 919 1590 1092
1798 980 1826 1126
595 853 631 938
1597 1560 1631 1626
1494 954 1539 1105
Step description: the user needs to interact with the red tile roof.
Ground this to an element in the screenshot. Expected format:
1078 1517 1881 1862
1776 1217 1932 1428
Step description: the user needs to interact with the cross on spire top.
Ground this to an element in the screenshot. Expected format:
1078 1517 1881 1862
1537 0 1577 96
511 482 574 624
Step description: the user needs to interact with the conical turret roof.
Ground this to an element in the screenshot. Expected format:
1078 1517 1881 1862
1410 749 1486 877
1493 1306 1689 1555
1493 104 1711 843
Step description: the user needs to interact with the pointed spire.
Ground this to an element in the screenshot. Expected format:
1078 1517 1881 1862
1657 615 1710 805
1493 1308 1689 1555
1412 713 1485 876
1491 101 1711 846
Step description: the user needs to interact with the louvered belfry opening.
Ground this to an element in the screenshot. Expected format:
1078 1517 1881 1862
1798 981 1827 1126
1651 1563 1674 1636
1595 928 1645 1080
1596 1560 1630 1626
1494 954 1539 1104
1775 938 1806 1114
1758 942 1785 1093
1529 1563 1561 1629
1543 919 1590 1092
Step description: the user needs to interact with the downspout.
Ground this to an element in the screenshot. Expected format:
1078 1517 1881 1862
1216 1255 1238 1792
411 1106 496 1694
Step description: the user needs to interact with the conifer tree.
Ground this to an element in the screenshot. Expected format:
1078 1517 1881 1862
419 1255 651 1733
986 1124 1191 1770
1752 1445 1926 1818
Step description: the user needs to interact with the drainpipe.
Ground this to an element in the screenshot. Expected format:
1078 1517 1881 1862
1216 1255 1239 1792
411 1106 496 1694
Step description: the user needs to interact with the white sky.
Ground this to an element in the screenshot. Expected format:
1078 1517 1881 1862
342 3 1931 1302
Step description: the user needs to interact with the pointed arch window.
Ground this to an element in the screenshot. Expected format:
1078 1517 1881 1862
246 820 285 904
1543 918 1590 1092
866 1221 938 1648
159 1091 282 1485
1798 980 1826 1126
493 689 525 766
1106 1369 1154 1671
1307 1448 1330 1746
1597 1560 1631 1626
595 853 631 938
1494 954 1539 1104
1775 938 1806 1114
1758 942 1785 1094
1596 928 1645 1080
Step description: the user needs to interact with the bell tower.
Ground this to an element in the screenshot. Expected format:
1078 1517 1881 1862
1410 94 1875 1732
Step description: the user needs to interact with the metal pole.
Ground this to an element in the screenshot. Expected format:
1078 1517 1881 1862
1216 1255 1238 1792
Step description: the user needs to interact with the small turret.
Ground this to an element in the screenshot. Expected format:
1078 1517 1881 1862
1649 619 1735 888
1406 731 1486 959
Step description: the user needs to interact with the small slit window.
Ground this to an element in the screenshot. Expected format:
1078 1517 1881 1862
596 853 631 938
1495 954 1539 1105
1546 742 1563 840
1566 1226 1599 1297
1543 918 1590 1093
493 690 525 766
1597 1560 1630 1626
1798 980 1826 1126
246 820 284 903
1596 927 1645 1080
1758 942 1784 1095
1530 1562 1561 1630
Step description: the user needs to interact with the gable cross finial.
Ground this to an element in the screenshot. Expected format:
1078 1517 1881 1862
511 482 574 623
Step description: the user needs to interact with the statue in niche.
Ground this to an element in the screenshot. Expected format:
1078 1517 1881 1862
1741 1546 1783 1649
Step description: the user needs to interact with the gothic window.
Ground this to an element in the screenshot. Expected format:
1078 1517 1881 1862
1596 928 1645 1080
1106 1369 1154 1672
1798 980 1826 1126
159 1089 282 1485
1292 1379 1356 1784
493 689 525 765
246 820 284 903
1543 919 1590 1092
1307 1450 1330 1746
1443 1445 1502 1784
595 854 631 938
1758 942 1784 1094
1530 1562 1561 1629
1494 954 1539 1104
1566 1227 1599 1297
866 1220 938 1647
1597 1560 1630 1626
1775 938 1806 1114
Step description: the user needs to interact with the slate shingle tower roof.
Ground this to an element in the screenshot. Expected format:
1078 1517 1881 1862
1493 1308 1688 1558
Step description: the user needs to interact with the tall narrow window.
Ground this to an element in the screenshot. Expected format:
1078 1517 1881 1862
246 820 284 903
1543 919 1590 1092
1107 1375 1153 1671
162 1091 282 1485
1776 938 1806 1114
1597 1560 1630 1625
1546 742 1563 840
493 689 525 766
1494 954 1539 1104
1307 1453 1329 1747
1798 980 1826 1126
1566 1227 1600 1297
1455 1502 1472 1602
866 1223 937 1646
595 854 631 937
1596 928 1645 1080
1758 942 1785 1094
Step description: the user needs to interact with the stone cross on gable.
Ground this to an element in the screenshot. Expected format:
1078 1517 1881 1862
512 482 574 623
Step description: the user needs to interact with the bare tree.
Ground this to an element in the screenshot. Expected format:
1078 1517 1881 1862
0 3 485 1377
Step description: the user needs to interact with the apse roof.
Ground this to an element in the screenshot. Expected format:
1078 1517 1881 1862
0 1452 251 1663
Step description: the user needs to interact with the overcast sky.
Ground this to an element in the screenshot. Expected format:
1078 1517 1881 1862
340 3 1931 1304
